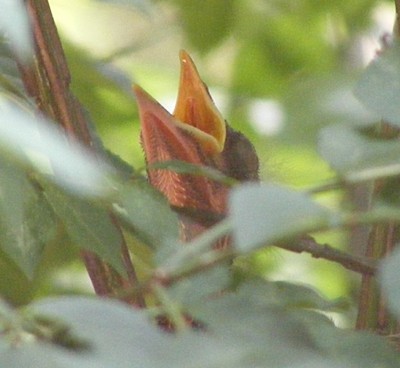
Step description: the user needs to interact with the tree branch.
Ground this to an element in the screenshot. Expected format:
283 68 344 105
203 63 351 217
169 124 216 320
278 236 377 275
18 0 144 307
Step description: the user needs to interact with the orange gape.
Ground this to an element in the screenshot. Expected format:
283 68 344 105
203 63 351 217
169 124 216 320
134 51 259 245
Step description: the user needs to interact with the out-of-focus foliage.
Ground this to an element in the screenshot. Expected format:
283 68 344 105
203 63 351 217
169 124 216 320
1 0 400 367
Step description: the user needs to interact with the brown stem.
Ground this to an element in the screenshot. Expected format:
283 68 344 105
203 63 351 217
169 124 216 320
395 0 400 38
355 221 395 331
18 0 144 307
278 236 377 276
355 122 400 333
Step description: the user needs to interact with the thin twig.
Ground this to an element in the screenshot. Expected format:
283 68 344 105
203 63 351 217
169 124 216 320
278 236 377 275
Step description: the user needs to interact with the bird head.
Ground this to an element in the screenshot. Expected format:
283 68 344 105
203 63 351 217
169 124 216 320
134 51 258 239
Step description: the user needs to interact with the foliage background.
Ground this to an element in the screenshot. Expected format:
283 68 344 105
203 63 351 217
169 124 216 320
2 1 400 367
41 0 394 307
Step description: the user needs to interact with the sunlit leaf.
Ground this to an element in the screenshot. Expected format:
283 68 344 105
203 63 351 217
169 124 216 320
319 124 400 182
45 186 125 275
355 42 400 127
0 100 114 197
229 183 331 252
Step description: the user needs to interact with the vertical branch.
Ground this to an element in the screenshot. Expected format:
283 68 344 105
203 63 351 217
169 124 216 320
355 124 400 333
395 0 400 38
356 218 396 332
18 0 145 307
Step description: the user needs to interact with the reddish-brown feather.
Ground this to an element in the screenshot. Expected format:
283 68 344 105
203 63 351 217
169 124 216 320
134 52 258 246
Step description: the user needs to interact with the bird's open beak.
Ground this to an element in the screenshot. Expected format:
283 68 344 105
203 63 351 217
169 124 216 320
173 50 226 154
133 85 206 169
134 50 226 168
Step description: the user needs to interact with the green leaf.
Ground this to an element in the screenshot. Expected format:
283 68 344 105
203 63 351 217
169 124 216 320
0 344 73 368
4 294 391 368
0 159 32 236
149 160 236 186
319 124 400 182
28 296 237 368
237 279 348 312
192 284 337 368
169 265 231 306
0 161 57 278
45 186 125 275
0 100 114 198
65 41 137 130
0 38 26 99
172 0 235 53
192 282 399 368
116 180 179 248
304 319 400 368
229 183 331 252
30 296 334 368
0 0 33 61
354 42 400 127
379 247 400 319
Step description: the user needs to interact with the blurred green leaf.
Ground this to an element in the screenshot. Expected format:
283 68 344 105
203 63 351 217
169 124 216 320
379 247 400 319
116 180 179 248
355 42 400 127
169 265 231 306
0 159 33 237
156 219 230 271
232 4 335 97
45 186 125 276
149 160 236 186
28 296 237 368
0 38 26 98
277 77 377 147
170 0 235 53
193 282 399 368
30 296 335 368
94 0 152 13
0 100 115 197
0 0 32 61
0 160 57 279
65 42 137 130
319 124 400 182
192 283 335 368
240 279 348 312
305 317 400 368
0 344 78 368
229 183 331 251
